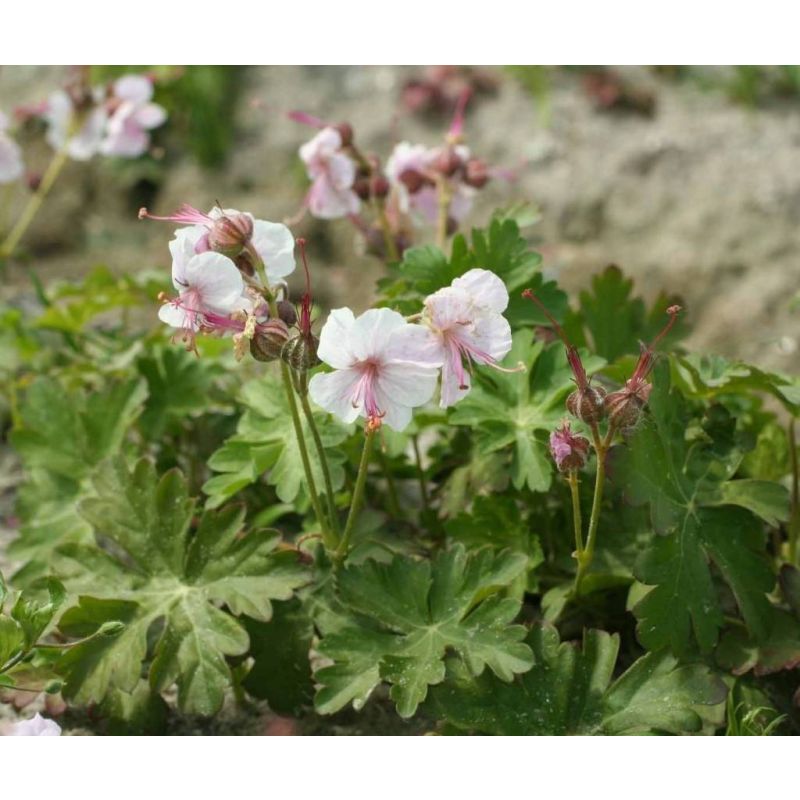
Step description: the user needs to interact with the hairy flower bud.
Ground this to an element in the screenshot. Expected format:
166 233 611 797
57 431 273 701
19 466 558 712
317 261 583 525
208 211 254 258
566 384 607 425
399 168 429 194
277 299 298 327
604 388 646 434
431 146 463 177
250 320 290 362
463 158 489 189
549 421 590 472
370 174 390 199
281 332 321 371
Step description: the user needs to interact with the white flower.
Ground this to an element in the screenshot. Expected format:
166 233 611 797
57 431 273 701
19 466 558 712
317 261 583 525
143 204 295 283
309 307 442 431
0 111 24 184
422 268 513 407
7 713 61 737
44 89 108 161
299 127 360 219
101 75 167 158
158 246 252 335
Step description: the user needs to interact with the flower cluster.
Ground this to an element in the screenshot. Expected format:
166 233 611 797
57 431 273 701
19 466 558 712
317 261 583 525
309 268 517 430
290 92 495 256
44 73 167 161
0 110 24 184
144 203 296 357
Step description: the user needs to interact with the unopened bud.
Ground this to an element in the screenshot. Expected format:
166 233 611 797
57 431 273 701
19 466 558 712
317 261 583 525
370 175 390 199
282 333 321 372
353 175 371 201
549 421 590 472
605 387 648 434
98 620 126 637
399 168 428 194
277 300 298 327
432 146 463 177
250 321 290 362
208 212 254 258
463 158 489 189
566 385 606 425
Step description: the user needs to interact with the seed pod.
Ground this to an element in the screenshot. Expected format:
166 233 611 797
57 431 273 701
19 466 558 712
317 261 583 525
282 333 321 372
605 389 646 433
566 385 606 425
549 421 590 472
250 322 290 362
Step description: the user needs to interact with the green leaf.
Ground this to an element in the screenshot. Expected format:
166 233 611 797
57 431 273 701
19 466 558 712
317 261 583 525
243 599 314 715
9 377 147 573
431 625 727 735
717 610 800 676
314 544 532 718
449 332 604 492
617 361 777 655
55 457 309 715
0 617 25 669
204 371 350 507
11 578 66 648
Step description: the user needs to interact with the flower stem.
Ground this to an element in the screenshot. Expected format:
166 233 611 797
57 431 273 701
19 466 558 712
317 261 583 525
574 436 606 596
567 470 584 557
435 177 451 250
0 145 70 260
788 418 799 565
297 373 340 537
411 435 430 513
336 427 376 559
378 447 402 519
375 199 399 262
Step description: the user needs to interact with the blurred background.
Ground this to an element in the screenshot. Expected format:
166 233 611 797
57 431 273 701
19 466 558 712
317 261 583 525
1 65 799 371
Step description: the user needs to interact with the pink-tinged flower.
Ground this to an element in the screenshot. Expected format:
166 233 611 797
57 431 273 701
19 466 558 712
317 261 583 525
299 127 360 219
101 75 167 158
549 421 590 472
6 713 61 737
158 246 253 350
422 269 515 407
385 141 475 225
0 111 24 183
141 204 295 283
44 89 108 161
308 307 442 430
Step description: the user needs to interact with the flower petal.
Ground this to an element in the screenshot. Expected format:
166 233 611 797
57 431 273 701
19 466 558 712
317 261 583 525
376 362 439 409
349 308 407 362
133 102 167 129
185 252 245 313
308 369 362 424
317 307 357 369
452 268 509 313
251 220 296 280
384 322 444 367
114 75 153 104
0 134 24 183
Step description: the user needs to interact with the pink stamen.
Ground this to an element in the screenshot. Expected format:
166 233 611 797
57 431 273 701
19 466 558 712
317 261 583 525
288 110 326 129
139 204 211 225
351 361 383 420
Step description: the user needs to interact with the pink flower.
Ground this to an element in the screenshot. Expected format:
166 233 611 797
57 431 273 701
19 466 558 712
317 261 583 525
309 307 442 430
0 111 23 183
141 205 295 283
6 713 61 737
101 75 167 158
549 421 590 472
422 269 514 407
299 127 360 219
44 89 108 161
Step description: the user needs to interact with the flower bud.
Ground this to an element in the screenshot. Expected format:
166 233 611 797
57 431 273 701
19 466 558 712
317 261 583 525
370 175 390 199
208 212 254 258
432 146 463 177
277 300 298 327
605 389 645 434
282 332 321 372
399 168 429 194
250 321 290 362
550 421 590 472
463 158 489 189
566 385 606 425
353 175 371 201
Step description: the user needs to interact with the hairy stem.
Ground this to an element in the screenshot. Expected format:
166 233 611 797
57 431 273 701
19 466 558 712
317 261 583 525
567 471 584 558
1 145 70 260
574 435 606 596
412 435 430 513
337 427 376 559
297 373 340 538
435 177 451 250
375 199 399 262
